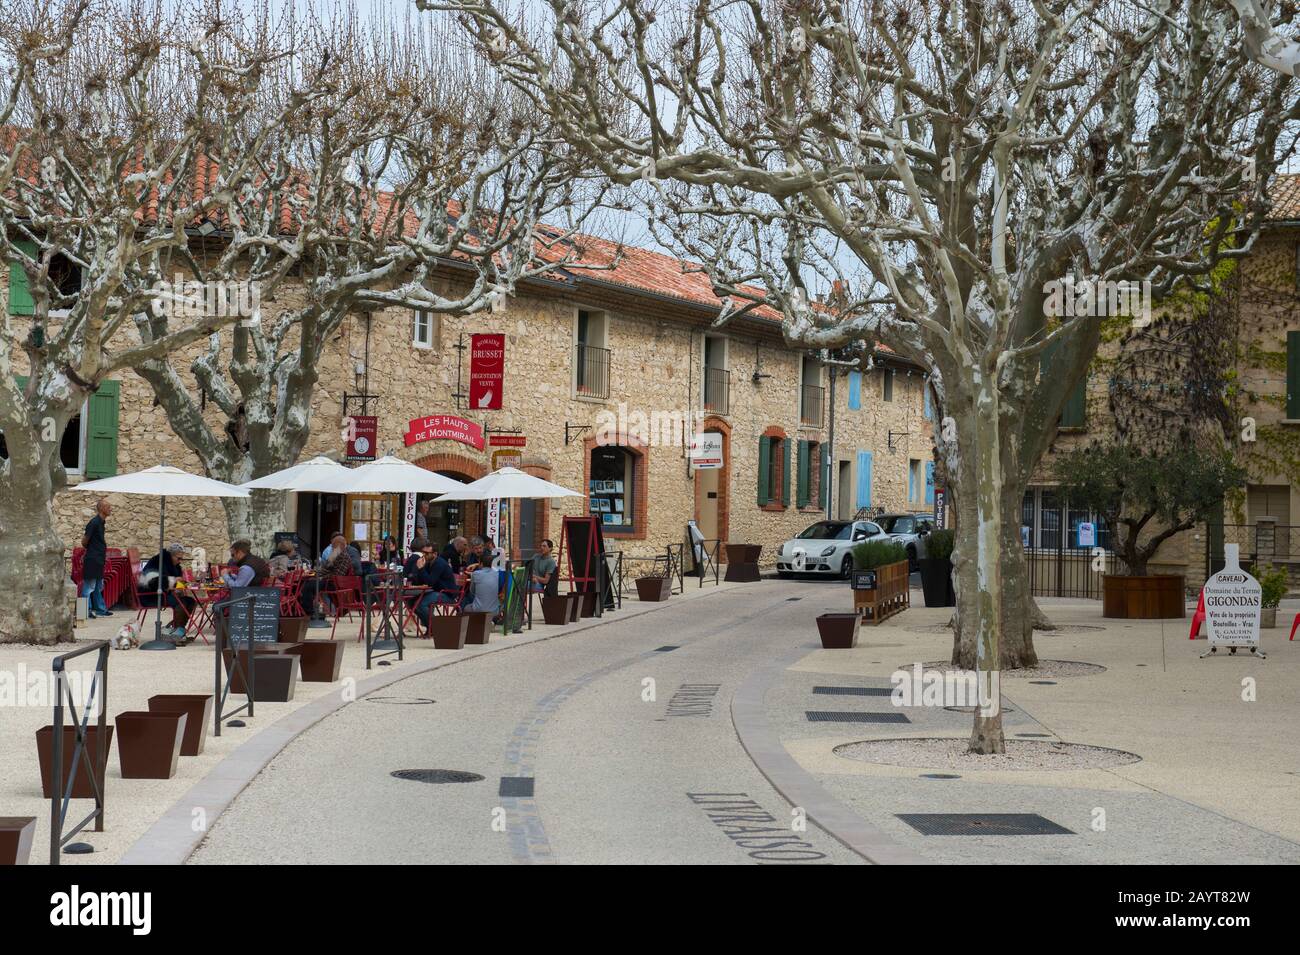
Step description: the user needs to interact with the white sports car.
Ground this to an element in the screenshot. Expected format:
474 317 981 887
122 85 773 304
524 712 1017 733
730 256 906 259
775 519 890 579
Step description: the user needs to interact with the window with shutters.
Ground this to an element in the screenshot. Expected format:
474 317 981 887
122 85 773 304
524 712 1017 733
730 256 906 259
758 428 789 509
855 450 873 510
796 439 823 509
0 377 117 477
882 367 894 402
847 370 861 410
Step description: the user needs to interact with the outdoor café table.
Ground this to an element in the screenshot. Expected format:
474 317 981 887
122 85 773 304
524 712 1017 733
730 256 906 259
179 583 226 644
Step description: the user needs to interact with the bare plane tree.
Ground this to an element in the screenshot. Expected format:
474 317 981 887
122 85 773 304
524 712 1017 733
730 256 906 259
0 0 331 643
128 3 610 552
1226 0 1300 75
429 0 1298 751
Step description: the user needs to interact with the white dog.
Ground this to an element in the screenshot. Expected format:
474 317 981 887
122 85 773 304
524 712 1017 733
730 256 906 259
114 622 140 650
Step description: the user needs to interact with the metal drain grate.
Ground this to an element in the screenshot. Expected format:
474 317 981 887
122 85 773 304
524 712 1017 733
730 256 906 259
786 597 802 601
655 645 679 652
499 776 535 797
813 686 894 697
390 769 484 784
805 711 910 723
1029 681 1058 685
897 813 1074 836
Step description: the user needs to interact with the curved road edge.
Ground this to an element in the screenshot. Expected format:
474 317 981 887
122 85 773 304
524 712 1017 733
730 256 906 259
730 641 927 865
118 588 735 865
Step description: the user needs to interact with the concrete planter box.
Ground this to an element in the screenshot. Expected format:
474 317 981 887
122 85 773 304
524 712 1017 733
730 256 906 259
36 725 114 799
1102 575 1185 619
0 817 37 865
463 611 493 644
147 694 213 756
816 613 861 649
115 710 187 779
429 614 467 649
541 595 571 625
278 615 310 643
289 640 346 682
635 576 672 601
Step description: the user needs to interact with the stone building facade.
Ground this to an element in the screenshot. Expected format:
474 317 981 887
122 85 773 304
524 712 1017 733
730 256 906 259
16 239 935 573
1027 178 1300 595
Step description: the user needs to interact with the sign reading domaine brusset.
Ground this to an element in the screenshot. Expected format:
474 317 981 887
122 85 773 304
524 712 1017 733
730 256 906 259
403 414 485 450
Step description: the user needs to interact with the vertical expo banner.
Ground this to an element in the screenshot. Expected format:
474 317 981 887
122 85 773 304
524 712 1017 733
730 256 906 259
469 333 505 410
404 493 416 549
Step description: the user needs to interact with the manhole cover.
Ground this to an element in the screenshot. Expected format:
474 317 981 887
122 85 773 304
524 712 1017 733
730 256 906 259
896 813 1074 836
390 769 484 784
805 711 911 723
499 776 535 797
367 696 437 705
813 686 894 697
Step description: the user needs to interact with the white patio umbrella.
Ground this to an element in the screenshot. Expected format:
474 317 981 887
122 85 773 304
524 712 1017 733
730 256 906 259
431 466 582 501
241 454 349 491
308 454 467 496
77 465 249 651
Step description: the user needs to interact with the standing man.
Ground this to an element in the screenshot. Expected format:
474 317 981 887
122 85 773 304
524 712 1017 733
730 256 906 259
80 498 113 618
415 499 430 542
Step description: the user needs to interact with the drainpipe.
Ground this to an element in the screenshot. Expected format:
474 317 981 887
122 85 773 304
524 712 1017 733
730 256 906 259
825 363 836 520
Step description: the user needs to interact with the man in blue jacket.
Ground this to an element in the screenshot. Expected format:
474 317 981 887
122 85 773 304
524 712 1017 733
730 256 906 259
405 538 459 626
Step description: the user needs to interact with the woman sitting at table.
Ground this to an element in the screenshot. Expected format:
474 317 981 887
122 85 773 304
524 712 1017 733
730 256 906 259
138 543 196 640
378 535 403 568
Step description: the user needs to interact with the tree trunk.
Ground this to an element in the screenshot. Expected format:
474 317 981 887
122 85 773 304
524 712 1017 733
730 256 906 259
222 488 291 556
0 471 74 645
967 384 1006 755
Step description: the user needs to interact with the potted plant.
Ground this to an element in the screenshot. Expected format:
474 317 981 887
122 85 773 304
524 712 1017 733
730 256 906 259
850 539 911 622
1055 443 1245 619
1251 563 1288 629
918 529 956 607
851 539 908 572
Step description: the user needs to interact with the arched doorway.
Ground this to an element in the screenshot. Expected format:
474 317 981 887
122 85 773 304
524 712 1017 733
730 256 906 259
694 417 730 544
413 452 487 548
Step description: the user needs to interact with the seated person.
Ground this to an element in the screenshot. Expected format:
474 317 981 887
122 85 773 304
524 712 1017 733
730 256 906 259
221 540 271 587
466 565 504 621
320 535 363 575
408 541 459 624
463 536 487 572
138 543 196 639
269 538 309 578
317 533 360 612
440 536 468 574
378 535 404 568
530 538 559 596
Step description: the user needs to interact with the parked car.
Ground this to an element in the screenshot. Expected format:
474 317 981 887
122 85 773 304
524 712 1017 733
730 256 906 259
875 513 935 570
776 519 890 579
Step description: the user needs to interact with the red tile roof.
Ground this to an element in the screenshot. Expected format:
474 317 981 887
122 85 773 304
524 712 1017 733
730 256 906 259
1266 173 1300 221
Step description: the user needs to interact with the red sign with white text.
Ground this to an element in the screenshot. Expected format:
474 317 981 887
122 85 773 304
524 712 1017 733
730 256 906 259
403 414 485 451
469 333 505 410
488 435 527 447
345 415 378 461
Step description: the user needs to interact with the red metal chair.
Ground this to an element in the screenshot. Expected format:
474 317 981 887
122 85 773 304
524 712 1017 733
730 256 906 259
1188 590 1205 639
325 575 367 640
278 569 306 617
1289 612 1299 641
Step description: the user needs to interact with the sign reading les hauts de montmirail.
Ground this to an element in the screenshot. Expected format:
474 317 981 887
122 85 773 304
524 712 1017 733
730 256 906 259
403 414 485 451
1203 544 1262 648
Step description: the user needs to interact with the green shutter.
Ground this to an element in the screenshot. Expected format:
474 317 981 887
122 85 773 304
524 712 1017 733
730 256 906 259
757 435 771 505
1060 376 1086 428
1288 331 1300 420
816 444 827 510
780 438 791 508
8 239 36 316
796 439 810 508
84 380 120 478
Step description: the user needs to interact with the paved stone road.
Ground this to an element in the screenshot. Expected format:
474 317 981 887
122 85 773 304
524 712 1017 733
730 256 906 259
191 579 865 865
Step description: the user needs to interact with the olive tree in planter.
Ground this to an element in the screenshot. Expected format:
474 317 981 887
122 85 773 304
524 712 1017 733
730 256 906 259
919 530 956 608
1054 444 1246 618
1251 564 1289 629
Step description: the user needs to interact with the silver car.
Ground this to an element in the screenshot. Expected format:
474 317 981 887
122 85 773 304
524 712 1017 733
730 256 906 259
875 513 936 569
776 519 889 579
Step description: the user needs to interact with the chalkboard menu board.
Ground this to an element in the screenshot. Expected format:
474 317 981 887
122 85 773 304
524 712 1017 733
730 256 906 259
851 570 877 591
225 586 281 646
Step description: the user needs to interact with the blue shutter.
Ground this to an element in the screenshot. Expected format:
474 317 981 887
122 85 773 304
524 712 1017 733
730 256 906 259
923 385 932 420
925 462 935 506
908 463 916 503
855 450 872 509
847 371 861 410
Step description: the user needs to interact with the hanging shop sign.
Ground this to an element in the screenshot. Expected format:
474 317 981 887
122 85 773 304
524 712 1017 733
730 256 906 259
403 414 485 451
688 431 724 469
492 449 522 469
488 434 527 448
1203 544 1262 649
469 333 505 410
934 488 946 529
345 415 379 461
